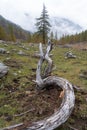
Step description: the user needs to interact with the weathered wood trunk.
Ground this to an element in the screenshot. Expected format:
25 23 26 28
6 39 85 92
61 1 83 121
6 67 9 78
28 42 75 130
27 76 75 130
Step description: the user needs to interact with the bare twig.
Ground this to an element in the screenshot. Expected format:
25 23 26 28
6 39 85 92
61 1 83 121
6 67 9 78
68 125 78 130
14 108 35 117
2 123 23 130
73 85 81 90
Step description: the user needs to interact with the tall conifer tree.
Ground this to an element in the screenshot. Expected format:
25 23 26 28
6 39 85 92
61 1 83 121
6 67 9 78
35 4 51 44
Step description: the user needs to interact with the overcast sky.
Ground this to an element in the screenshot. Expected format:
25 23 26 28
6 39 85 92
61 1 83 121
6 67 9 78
0 0 87 30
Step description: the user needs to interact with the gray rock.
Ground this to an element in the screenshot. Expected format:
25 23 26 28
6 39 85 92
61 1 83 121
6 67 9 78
65 51 76 59
0 48 6 54
18 50 25 55
0 63 9 78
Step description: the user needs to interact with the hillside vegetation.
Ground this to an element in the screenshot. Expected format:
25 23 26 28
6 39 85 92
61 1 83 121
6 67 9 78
58 30 87 44
0 15 31 42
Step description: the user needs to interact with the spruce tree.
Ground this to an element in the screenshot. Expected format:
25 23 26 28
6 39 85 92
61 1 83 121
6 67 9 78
0 26 7 40
35 4 51 44
8 24 16 42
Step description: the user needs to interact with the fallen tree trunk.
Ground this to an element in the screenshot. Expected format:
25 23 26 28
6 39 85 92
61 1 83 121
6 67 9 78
27 76 75 130
28 42 75 130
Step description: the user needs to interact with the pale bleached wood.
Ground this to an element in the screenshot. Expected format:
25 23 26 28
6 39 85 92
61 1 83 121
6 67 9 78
2 76 75 130
27 76 75 130
2 123 23 130
44 41 53 77
32 41 75 130
36 41 53 89
35 43 44 88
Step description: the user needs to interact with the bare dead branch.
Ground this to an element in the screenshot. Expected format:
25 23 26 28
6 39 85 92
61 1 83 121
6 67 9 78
36 41 53 88
44 41 53 77
2 123 23 130
14 108 35 117
68 125 78 130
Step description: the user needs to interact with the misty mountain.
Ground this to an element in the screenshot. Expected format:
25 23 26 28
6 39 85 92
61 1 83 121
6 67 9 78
0 15 30 41
50 17 83 38
23 14 83 38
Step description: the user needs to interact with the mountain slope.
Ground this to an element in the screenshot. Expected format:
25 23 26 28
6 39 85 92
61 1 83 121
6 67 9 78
0 15 31 41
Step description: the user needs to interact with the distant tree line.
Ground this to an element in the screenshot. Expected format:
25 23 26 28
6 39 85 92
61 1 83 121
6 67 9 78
1 21 87 44
0 24 32 42
58 30 87 44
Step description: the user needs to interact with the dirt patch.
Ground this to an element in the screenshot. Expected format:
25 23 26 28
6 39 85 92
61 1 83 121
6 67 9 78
4 59 23 68
0 84 63 129
69 42 87 50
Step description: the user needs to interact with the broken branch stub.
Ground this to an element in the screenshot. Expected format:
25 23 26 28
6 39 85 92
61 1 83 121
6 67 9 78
36 41 53 89
44 41 53 77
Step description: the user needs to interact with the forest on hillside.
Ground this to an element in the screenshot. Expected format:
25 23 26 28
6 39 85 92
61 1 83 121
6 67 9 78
58 30 87 44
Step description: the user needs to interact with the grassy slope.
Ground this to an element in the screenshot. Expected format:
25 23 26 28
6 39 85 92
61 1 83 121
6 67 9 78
0 42 87 129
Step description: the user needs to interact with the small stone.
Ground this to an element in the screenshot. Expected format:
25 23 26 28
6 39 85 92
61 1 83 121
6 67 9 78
18 70 21 73
13 73 18 76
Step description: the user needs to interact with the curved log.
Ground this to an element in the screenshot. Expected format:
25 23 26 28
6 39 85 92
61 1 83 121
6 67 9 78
27 76 75 130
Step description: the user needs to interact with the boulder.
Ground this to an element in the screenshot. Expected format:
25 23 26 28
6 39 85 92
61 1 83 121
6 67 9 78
0 48 6 54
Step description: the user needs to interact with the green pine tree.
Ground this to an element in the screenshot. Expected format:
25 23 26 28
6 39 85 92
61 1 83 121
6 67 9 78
0 26 7 40
35 4 51 44
8 24 16 42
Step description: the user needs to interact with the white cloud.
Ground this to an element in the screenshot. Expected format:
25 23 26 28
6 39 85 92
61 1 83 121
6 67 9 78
0 0 87 30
